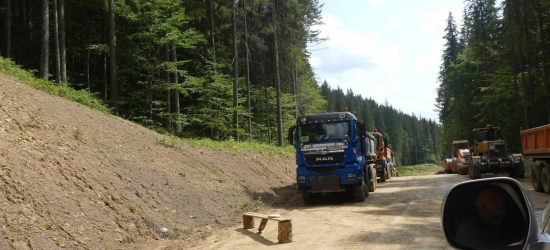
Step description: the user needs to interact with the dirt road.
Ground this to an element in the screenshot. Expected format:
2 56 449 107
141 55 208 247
187 173 550 250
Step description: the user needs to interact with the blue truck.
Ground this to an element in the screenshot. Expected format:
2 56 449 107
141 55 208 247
288 111 378 204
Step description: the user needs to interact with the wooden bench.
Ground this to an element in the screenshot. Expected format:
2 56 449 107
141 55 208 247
242 212 293 243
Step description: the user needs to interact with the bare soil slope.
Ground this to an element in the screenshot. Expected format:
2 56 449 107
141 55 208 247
0 73 298 249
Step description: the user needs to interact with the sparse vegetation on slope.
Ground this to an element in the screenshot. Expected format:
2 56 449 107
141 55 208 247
0 57 109 113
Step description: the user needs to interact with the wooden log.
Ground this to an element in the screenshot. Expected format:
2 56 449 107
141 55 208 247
243 215 255 229
258 218 268 233
277 221 292 243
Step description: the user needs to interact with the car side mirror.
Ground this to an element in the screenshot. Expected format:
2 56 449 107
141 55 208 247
441 177 538 250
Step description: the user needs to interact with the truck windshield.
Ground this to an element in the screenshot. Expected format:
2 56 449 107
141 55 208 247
298 122 350 143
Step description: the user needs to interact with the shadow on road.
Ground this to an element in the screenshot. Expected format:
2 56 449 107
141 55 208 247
234 228 279 246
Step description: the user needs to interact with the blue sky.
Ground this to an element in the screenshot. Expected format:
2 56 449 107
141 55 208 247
309 0 503 122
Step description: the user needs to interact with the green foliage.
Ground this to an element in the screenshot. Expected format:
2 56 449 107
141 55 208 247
436 0 550 154
74 127 84 140
236 202 249 211
129 205 137 214
320 84 441 166
0 57 109 114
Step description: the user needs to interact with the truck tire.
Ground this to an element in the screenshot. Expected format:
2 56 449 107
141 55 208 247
302 190 316 205
379 168 387 182
532 165 544 192
510 161 525 179
469 161 481 179
542 167 550 194
354 177 368 202
368 166 377 192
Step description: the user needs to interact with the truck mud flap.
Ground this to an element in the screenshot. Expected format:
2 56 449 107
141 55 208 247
311 175 341 193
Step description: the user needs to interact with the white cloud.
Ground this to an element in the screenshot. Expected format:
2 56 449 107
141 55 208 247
310 55 322 68
310 0 468 121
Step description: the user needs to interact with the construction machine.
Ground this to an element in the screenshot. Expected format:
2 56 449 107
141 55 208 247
451 140 470 175
467 125 524 179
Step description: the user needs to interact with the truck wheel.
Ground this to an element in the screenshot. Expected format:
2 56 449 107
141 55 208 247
368 167 377 192
510 161 525 179
302 190 313 205
354 177 367 202
542 167 550 194
532 165 544 192
379 169 387 182
469 162 481 179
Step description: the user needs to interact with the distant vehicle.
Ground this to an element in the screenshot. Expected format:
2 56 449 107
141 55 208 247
369 130 392 182
451 140 470 175
288 109 376 204
521 124 550 193
468 125 523 179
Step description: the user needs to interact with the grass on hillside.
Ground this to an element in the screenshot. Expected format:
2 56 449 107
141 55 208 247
183 138 295 158
0 57 109 113
396 163 442 176
0 56 296 160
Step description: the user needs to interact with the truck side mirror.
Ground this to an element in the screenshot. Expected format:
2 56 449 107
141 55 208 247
358 121 366 138
441 177 537 250
288 126 295 145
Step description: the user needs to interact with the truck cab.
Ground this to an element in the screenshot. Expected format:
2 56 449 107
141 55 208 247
288 111 372 204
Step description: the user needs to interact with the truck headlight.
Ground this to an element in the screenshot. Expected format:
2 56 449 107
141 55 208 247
347 173 358 182
297 176 306 184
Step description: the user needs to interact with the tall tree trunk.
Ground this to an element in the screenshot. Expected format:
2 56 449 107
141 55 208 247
272 0 283 147
515 0 530 129
4 0 11 58
209 0 216 71
86 37 91 92
523 0 535 127
293 58 298 118
109 0 118 113
232 2 239 141
53 0 61 83
244 0 252 141
538 0 550 123
19 0 26 35
103 53 107 101
40 0 49 79
510 24 521 125
264 51 272 144
58 0 66 82
172 48 181 133
165 44 172 131
18 0 26 66
103 19 108 101
149 79 153 127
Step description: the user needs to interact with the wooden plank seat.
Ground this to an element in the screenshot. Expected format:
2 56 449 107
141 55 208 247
242 212 292 243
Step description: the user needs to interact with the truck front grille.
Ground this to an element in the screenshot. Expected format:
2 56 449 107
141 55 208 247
305 151 345 165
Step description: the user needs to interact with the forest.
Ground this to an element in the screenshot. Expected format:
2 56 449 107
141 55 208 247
437 0 550 154
0 0 440 166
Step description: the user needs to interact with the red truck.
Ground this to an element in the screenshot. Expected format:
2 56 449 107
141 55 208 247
521 124 550 193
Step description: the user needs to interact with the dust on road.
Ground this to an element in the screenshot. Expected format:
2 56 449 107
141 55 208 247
185 173 549 250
